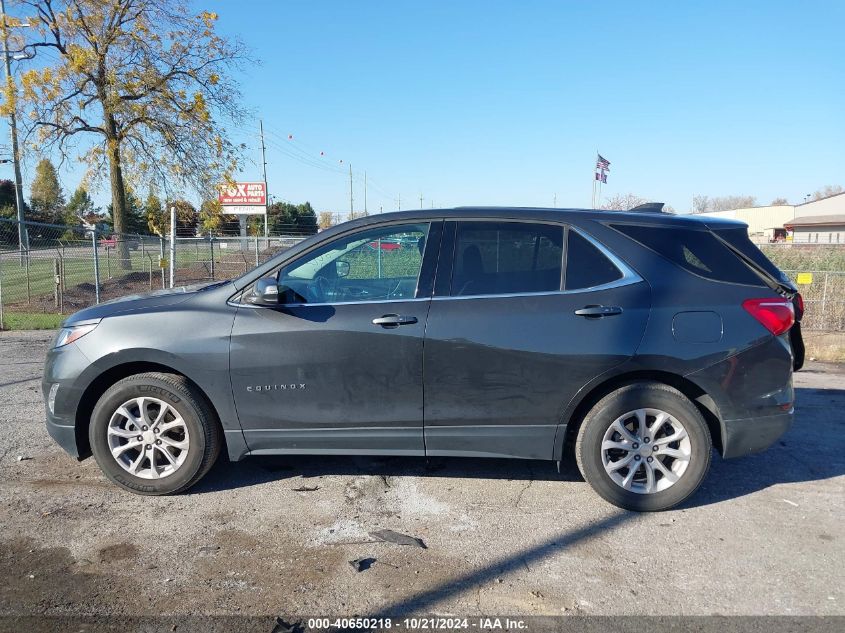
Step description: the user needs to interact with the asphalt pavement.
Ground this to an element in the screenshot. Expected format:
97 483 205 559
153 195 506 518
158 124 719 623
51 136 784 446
0 330 842 628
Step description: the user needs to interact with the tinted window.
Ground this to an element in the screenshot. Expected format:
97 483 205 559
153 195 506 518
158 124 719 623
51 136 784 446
612 224 765 286
565 230 624 290
450 222 563 296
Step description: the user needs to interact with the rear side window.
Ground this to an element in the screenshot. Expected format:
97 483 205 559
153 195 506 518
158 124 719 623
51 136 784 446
612 224 765 286
451 221 563 296
565 230 624 290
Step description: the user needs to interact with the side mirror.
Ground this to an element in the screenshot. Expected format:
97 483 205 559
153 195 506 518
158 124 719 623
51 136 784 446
248 277 280 305
335 260 350 278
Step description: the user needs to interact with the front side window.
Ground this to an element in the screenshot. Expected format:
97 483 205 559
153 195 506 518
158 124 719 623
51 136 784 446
273 223 429 304
450 221 563 296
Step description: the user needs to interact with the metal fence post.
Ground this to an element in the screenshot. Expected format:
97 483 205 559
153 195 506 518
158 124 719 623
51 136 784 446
106 246 112 279
25 249 31 305
92 229 101 304
210 237 215 280
159 237 166 289
254 236 259 267
822 272 828 317
0 253 5 330
53 258 60 308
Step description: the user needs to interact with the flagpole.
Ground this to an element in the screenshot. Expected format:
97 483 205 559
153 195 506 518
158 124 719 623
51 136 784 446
591 152 597 208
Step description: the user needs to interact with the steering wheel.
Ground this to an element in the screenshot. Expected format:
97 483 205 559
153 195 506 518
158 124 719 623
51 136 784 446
305 275 332 303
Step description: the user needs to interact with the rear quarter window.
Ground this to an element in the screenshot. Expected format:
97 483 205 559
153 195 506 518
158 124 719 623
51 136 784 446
612 223 765 286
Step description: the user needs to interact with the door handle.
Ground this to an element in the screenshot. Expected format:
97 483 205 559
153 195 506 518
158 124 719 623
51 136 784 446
372 314 418 327
574 305 623 318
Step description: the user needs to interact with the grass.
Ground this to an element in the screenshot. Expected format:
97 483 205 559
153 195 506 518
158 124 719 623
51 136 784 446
761 245 845 272
0 312 64 330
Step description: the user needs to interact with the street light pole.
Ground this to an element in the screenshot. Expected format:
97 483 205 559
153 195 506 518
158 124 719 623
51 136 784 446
0 0 28 262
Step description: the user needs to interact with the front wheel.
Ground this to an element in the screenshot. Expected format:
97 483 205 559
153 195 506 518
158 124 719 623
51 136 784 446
575 382 712 511
89 372 221 495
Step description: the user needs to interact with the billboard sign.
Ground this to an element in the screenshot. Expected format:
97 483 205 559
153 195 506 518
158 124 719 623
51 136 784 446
219 182 267 207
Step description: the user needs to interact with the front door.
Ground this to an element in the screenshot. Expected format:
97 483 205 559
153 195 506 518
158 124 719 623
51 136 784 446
230 221 440 455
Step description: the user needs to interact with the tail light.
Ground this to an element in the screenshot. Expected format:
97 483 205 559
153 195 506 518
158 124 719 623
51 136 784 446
742 298 795 336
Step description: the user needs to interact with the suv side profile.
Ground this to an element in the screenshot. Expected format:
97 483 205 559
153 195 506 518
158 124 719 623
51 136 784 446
43 207 801 511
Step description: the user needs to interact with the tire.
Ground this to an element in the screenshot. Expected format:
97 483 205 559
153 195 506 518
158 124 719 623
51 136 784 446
575 382 712 512
89 372 221 495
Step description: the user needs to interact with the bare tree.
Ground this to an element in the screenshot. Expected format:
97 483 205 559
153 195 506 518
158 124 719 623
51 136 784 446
691 195 710 214
770 197 789 206
811 185 843 201
709 195 756 211
599 193 650 211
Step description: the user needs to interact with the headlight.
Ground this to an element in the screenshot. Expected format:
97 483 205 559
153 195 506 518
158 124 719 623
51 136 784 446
54 321 100 348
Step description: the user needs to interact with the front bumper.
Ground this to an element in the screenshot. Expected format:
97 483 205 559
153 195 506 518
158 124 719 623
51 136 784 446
42 341 91 460
45 413 83 459
721 410 793 459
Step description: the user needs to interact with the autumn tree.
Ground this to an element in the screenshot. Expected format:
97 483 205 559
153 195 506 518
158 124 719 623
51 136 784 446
145 195 196 236
318 211 335 230
29 157 64 223
14 0 247 265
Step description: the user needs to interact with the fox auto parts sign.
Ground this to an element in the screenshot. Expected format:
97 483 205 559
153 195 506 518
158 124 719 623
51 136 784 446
219 182 267 214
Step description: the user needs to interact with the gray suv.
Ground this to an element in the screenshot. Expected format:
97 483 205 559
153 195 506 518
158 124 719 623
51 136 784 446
43 207 802 511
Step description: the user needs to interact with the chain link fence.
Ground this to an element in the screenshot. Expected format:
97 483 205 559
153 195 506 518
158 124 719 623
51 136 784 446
0 218 305 327
1 217 844 332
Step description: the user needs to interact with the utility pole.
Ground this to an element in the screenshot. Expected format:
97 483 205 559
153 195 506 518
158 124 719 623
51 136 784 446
397 194 401 210
259 119 268 237
419 194 424 209
364 171 368 215
553 193 557 208
348 164 354 218
1 0 28 263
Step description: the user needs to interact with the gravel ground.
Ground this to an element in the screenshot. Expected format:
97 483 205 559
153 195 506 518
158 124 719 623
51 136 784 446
0 330 843 628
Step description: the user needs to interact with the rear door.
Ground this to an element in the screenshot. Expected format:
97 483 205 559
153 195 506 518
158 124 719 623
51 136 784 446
422 220 651 459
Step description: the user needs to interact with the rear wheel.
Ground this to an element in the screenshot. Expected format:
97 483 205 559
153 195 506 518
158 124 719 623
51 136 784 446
575 382 712 511
89 372 221 495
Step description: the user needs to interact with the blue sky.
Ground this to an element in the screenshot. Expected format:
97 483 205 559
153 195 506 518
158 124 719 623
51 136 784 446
9 0 845 215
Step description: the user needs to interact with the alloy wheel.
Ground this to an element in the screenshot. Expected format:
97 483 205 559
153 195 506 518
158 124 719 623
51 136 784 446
601 408 691 494
106 397 190 479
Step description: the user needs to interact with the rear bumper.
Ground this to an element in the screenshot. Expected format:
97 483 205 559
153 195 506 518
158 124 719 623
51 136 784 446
721 410 793 459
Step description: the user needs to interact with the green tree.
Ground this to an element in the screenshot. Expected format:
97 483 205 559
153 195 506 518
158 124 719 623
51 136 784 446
0 179 15 210
14 0 247 266
105 192 147 235
266 201 318 236
29 158 65 223
64 186 97 224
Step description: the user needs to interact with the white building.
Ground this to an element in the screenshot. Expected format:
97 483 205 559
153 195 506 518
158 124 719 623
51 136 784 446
688 191 845 243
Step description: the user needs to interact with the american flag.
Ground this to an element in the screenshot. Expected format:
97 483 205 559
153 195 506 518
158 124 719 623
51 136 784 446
596 154 610 170
595 171 607 183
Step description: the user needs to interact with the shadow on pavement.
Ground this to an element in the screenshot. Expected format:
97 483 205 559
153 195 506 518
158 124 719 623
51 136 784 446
194 387 845 508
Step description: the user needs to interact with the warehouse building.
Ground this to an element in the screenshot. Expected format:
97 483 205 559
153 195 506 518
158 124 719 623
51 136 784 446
785 214 845 244
688 191 845 243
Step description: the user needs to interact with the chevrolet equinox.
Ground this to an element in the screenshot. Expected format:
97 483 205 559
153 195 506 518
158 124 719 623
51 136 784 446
43 206 803 511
